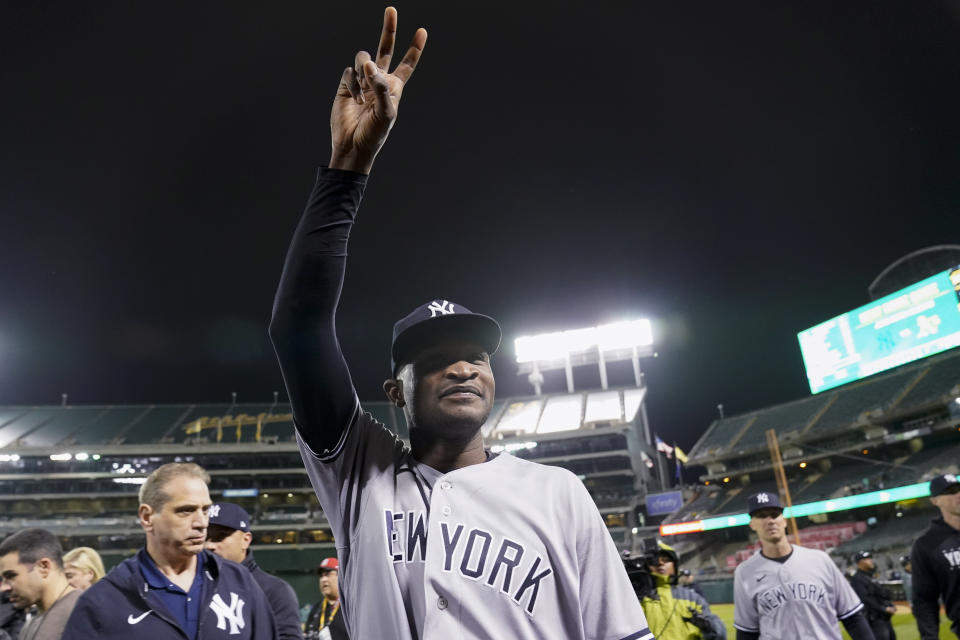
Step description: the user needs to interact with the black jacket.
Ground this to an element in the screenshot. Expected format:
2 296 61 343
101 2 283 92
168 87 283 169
62 549 279 640
848 569 893 621
911 516 960 640
304 598 348 640
243 552 303 640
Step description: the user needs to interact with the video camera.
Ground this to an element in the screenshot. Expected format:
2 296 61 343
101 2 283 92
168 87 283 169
621 537 661 600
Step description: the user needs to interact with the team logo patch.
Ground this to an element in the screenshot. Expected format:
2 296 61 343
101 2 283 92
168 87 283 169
209 504 221 518
209 592 246 634
427 300 455 317
756 493 769 503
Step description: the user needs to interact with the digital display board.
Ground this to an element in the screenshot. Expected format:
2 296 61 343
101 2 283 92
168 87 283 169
660 481 930 536
798 267 960 394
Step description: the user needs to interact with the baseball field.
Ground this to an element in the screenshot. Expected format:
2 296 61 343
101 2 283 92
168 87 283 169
710 603 954 639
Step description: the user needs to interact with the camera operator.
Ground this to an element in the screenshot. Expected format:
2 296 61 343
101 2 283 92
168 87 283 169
627 541 726 640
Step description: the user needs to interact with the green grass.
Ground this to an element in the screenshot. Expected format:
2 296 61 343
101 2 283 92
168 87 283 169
710 603 954 639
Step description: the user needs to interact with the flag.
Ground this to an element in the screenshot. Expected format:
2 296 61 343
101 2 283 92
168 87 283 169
640 450 655 469
655 435 673 459
674 446 689 464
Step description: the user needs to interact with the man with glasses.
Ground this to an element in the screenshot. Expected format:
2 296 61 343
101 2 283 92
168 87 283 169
911 473 960 639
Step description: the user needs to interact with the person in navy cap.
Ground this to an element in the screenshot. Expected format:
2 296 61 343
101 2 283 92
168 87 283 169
910 473 960 639
849 550 896 640
206 502 303 640
304 559 348 640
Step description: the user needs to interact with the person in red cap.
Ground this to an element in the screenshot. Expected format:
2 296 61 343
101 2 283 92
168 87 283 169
304 559 347 640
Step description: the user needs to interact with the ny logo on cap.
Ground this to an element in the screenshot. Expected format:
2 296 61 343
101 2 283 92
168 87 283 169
756 493 769 503
428 300 455 317
209 505 221 518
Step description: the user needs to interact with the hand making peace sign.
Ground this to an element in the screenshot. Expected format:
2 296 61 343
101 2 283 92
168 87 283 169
329 7 427 174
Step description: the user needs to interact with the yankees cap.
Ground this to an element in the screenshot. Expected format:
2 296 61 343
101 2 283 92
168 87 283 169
930 473 960 497
208 502 252 533
747 491 783 515
853 550 872 562
390 299 501 375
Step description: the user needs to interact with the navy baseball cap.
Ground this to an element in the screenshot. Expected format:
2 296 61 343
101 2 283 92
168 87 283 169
930 473 960 497
208 503 251 533
854 550 872 562
747 491 783 515
390 300 501 375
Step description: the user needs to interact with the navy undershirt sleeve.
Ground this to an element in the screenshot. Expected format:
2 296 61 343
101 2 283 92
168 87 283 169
269 168 368 455
840 611 874 640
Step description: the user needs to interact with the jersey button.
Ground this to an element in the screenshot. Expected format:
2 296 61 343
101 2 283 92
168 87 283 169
440 481 452 490
441 506 451 516
437 596 448 610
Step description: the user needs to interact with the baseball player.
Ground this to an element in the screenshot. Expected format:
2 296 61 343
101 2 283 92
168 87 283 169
733 492 873 640
268 7 652 640
910 473 960 639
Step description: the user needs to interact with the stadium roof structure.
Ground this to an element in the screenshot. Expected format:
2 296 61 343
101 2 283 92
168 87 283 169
688 347 960 476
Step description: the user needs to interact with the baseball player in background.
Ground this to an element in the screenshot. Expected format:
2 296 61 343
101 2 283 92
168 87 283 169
732 492 874 640
268 7 652 640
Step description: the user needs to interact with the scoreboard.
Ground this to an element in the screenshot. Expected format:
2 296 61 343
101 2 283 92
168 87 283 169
798 267 960 394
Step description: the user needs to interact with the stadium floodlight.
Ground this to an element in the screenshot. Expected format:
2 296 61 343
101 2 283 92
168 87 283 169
515 320 652 363
74 452 89 461
49 453 72 461
514 318 654 393
0 454 19 462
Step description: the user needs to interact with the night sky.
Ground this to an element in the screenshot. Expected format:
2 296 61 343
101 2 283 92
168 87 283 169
2 2 959 450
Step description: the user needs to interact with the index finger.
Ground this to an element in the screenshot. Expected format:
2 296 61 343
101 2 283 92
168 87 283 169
392 27 427 85
375 6 398 71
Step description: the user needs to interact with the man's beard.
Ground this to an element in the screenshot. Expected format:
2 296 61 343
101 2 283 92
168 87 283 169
410 400 491 441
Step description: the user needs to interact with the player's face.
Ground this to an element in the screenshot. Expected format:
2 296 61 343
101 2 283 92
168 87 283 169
205 524 251 564
0 552 43 610
319 569 339 600
858 558 875 572
63 563 95 590
749 508 786 542
405 339 495 438
140 475 212 561
932 485 960 518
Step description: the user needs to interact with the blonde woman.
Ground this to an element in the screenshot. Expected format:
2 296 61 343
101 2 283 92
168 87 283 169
63 546 105 590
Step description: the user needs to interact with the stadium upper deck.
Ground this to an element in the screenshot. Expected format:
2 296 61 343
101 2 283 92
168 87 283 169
688 347 960 471
0 385 656 556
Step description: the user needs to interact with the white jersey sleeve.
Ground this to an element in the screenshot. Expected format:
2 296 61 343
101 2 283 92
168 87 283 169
733 560 760 633
570 478 653 640
296 399 406 544
830 560 863 619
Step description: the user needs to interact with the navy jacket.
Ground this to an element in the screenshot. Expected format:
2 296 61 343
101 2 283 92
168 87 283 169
911 516 960 639
62 549 278 640
243 552 302 640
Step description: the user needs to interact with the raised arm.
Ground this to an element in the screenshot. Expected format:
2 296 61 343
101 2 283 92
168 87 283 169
268 8 426 455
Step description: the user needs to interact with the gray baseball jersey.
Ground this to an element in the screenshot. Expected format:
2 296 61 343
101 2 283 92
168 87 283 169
733 545 863 639
299 403 653 640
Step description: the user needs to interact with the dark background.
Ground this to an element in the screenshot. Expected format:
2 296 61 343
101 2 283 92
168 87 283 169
2 1 959 449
